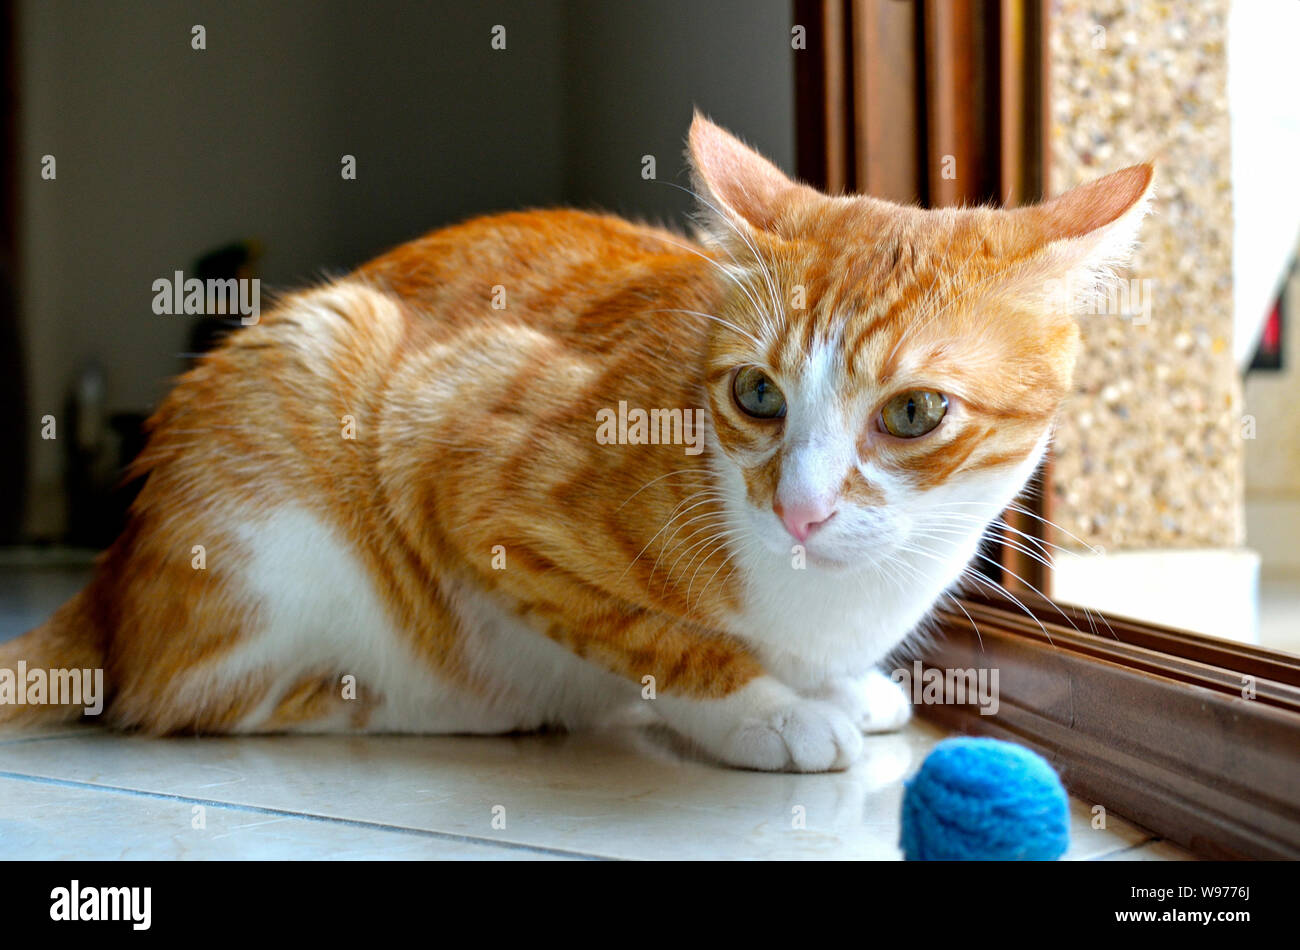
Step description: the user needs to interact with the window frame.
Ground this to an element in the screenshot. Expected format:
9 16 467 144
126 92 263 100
920 589 1300 859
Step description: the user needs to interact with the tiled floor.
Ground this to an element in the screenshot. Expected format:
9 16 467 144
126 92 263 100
0 559 1191 860
0 720 1187 860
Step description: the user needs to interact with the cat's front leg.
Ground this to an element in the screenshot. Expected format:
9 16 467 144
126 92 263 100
815 668 914 735
653 676 864 772
514 605 864 772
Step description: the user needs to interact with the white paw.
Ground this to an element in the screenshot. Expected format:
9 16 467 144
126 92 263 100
718 698 864 772
823 669 913 734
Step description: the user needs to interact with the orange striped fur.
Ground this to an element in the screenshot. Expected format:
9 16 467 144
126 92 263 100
0 117 1153 771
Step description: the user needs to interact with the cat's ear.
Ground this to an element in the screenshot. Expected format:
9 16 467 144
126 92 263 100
687 112 818 240
1015 163 1156 309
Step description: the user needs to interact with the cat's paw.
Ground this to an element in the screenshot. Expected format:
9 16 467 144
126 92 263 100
822 669 913 734
717 698 863 772
652 677 864 773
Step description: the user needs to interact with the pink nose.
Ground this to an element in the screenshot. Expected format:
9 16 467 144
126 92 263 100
774 498 837 543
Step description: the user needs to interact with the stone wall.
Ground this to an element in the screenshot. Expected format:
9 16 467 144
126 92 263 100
1047 0 1243 550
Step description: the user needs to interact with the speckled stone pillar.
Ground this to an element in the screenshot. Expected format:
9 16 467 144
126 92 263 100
1047 0 1243 550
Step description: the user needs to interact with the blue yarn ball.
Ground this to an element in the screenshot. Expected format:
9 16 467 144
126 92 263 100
900 737 1069 860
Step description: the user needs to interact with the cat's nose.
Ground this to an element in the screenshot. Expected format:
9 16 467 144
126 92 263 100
774 498 837 543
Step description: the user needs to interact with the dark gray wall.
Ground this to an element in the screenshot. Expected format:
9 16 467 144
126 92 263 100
17 0 792 539
563 0 796 227
18 0 568 536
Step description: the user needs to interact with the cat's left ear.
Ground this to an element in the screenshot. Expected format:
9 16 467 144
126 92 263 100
687 112 820 240
1014 163 1156 307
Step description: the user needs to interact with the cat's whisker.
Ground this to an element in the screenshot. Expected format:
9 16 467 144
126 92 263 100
660 178 782 306
956 570 1056 648
943 591 986 652
930 517 1081 569
619 487 722 583
694 532 757 609
652 490 726 537
916 511 1118 640
907 587 987 653
641 309 763 349
907 532 1091 640
978 517 1073 560
1001 502 1104 552
661 517 738 584
922 506 1089 560
616 468 711 512
895 538 1055 646
928 500 1103 555
656 507 730 557
867 550 910 599
685 527 746 604
645 230 772 323
910 525 1054 573
693 548 734 610
652 506 731 579
697 534 763 612
652 178 784 335
651 497 726 549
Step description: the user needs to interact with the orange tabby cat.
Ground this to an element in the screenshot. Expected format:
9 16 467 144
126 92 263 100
0 116 1152 771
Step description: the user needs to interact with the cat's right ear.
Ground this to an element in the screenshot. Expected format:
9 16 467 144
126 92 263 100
1014 162 1156 310
687 112 819 242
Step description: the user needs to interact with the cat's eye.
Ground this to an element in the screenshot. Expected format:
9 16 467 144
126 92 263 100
732 366 786 419
880 390 948 438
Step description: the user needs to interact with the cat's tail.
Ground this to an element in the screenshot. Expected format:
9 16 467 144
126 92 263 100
0 589 107 729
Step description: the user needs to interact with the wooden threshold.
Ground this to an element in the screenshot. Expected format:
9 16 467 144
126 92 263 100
918 590 1300 859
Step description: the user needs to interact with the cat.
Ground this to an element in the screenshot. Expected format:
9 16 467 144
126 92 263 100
0 115 1152 772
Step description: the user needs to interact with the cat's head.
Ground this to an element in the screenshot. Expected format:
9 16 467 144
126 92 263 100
688 114 1153 574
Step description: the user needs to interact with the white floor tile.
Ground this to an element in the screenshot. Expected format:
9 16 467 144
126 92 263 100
0 719 1159 860
0 775 566 860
